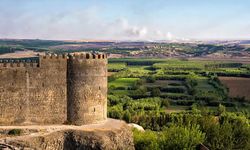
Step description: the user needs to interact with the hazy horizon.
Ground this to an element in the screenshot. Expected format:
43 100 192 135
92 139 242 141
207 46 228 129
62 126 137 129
0 0 250 41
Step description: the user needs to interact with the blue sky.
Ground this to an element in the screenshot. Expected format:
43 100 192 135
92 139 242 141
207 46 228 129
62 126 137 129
0 0 249 40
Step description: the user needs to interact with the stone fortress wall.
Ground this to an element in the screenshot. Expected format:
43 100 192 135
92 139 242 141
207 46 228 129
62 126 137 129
0 52 107 125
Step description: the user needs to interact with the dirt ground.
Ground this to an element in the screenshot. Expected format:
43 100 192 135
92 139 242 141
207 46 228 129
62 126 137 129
219 77 250 100
0 119 134 150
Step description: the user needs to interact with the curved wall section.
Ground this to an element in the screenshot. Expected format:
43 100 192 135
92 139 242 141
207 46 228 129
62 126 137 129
67 54 107 125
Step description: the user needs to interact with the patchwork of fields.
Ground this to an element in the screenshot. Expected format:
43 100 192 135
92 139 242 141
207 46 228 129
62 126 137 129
108 58 250 113
107 58 250 150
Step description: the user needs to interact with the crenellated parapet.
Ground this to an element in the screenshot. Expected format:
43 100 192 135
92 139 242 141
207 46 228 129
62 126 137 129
68 52 107 60
39 52 107 60
39 53 68 59
0 52 107 69
0 59 39 68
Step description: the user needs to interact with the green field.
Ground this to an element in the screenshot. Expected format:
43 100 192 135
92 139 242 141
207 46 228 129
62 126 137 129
108 58 250 110
108 58 250 150
109 78 139 88
108 62 127 72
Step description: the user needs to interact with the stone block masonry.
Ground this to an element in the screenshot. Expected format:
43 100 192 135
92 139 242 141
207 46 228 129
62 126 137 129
0 52 107 125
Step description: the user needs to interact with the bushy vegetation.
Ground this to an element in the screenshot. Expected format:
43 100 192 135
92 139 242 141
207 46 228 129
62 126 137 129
8 129 22 136
107 58 250 150
108 95 250 149
134 125 205 150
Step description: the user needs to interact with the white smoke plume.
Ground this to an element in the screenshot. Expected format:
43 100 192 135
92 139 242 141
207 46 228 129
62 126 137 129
0 5 173 41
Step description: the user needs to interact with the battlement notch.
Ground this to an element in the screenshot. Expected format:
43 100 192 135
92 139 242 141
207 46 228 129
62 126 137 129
68 52 107 60
40 53 68 59
0 59 39 68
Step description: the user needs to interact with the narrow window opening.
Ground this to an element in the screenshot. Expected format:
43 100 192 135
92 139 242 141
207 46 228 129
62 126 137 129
86 54 90 59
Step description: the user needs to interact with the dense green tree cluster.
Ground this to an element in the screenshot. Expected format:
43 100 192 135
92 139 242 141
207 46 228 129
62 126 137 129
132 110 250 150
0 45 24 54
134 125 205 150
107 58 250 149
205 63 242 69
107 95 250 149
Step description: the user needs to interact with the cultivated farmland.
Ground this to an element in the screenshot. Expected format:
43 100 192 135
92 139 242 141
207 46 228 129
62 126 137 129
219 77 250 101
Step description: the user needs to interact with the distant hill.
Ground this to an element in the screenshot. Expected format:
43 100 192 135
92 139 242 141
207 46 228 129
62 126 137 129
0 39 249 59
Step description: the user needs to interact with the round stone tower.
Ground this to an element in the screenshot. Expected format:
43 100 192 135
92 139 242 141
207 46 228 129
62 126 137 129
67 52 107 125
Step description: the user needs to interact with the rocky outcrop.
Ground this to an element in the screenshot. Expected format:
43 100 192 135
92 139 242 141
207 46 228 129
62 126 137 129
0 119 134 150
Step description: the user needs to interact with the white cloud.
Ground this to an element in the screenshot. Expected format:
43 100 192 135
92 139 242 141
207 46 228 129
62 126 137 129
0 6 174 41
0 1 249 41
108 18 175 40
113 18 148 38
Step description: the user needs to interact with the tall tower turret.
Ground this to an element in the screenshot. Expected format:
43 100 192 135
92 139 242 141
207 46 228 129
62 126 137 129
67 53 107 125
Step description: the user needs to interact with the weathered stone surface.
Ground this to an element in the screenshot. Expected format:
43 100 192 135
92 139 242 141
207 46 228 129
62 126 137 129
0 56 68 125
0 119 134 150
0 53 107 125
67 55 107 125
